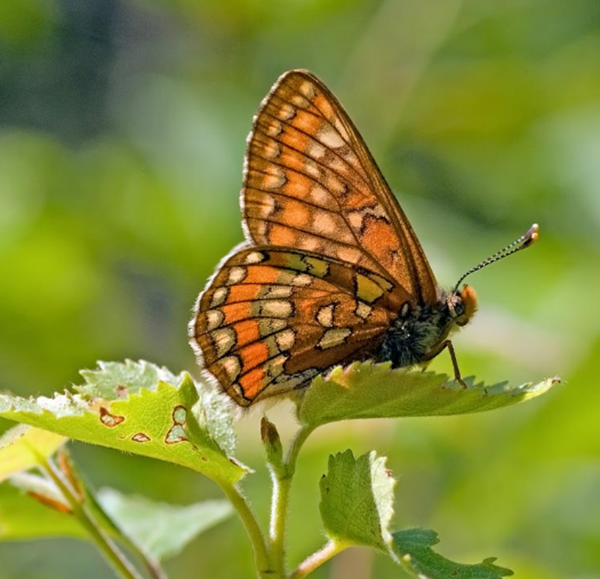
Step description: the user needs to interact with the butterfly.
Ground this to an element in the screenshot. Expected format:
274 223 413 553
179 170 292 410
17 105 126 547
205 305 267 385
189 69 538 407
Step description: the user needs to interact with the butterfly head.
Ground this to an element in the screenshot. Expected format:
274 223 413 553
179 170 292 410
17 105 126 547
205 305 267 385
448 284 478 328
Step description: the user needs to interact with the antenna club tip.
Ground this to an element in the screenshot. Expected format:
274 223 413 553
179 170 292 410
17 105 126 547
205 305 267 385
525 223 539 246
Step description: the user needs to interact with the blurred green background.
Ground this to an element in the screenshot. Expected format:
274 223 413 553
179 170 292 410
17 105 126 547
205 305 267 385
1 0 599 577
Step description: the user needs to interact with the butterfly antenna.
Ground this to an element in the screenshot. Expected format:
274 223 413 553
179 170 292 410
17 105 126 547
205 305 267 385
453 223 539 293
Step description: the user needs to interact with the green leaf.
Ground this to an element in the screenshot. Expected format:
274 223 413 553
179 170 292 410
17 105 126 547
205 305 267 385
97 488 233 560
191 370 238 458
320 450 395 550
79 360 238 457
0 482 85 540
0 424 66 482
391 528 513 578
0 360 248 483
299 362 558 428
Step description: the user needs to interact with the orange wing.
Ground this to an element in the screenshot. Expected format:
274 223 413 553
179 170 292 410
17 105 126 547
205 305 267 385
190 247 404 406
242 69 438 305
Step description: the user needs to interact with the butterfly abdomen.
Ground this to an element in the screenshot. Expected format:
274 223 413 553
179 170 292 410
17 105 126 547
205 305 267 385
377 300 454 369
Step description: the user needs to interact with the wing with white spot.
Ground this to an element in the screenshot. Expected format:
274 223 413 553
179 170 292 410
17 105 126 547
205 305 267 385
242 69 439 305
189 246 401 406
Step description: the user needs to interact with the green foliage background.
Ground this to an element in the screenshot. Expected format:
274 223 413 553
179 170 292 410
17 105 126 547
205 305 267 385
1 0 599 577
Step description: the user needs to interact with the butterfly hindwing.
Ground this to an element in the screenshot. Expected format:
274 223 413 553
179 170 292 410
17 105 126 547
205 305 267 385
242 69 438 305
190 246 407 406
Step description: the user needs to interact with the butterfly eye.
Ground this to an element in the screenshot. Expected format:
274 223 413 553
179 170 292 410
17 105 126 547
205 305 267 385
453 300 465 316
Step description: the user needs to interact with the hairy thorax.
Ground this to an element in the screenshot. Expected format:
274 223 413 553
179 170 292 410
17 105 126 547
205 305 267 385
375 286 476 369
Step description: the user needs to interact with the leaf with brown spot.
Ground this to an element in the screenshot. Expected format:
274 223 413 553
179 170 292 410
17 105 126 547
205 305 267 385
0 361 248 484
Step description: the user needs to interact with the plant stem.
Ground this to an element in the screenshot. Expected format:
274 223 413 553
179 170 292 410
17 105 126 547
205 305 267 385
269 425 314 577
218 480 272 578
42 458 144 579
59 450 167 579
116 535 167 579
289 540 347 579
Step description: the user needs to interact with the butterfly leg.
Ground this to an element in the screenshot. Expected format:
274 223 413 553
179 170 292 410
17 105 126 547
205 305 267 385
422 340 468 388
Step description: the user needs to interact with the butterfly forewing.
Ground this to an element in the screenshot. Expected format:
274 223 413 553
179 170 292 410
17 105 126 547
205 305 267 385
191 247 406 406
242 69 438 305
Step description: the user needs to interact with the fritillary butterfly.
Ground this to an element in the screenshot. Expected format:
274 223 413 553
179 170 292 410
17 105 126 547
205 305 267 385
189 69 538 407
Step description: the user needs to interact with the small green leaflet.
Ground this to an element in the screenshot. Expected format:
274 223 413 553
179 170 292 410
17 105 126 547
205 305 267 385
319 450 395 550
391 528 514 578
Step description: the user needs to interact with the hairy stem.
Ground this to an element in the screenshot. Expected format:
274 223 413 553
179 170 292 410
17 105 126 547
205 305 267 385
42 458 143 579
218 480 272 578
268 425 315 577
59 450 167 579
290 540 347 579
